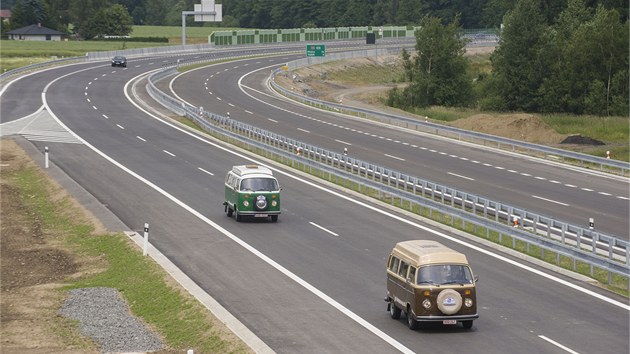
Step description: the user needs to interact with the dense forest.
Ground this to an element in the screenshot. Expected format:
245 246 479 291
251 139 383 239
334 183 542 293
2 0 627 31
2 0 627 116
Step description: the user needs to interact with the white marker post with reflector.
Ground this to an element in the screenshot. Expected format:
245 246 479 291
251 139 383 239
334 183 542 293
143 223 149 256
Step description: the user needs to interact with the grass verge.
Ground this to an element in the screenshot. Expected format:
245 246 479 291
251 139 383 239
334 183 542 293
5 144 250 353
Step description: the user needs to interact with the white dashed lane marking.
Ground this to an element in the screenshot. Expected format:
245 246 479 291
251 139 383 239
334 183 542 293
532 195 569 206
309 222 339 237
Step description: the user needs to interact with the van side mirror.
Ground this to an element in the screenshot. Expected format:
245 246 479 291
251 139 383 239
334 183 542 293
474 275 479 283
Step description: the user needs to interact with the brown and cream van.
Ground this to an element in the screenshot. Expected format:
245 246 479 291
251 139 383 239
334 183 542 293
385 240 478 330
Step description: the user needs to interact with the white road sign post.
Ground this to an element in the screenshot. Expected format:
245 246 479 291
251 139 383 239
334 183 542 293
182 0 223 46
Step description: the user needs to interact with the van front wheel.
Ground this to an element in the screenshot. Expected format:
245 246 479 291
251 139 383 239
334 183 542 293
389 300 401 319
407 308 419 330
462 320 473 329
270 215 278 222
235 209 242 222
226 206 233 217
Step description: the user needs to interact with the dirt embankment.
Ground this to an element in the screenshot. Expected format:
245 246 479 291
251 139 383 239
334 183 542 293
275 48 611 152
1 138 99 352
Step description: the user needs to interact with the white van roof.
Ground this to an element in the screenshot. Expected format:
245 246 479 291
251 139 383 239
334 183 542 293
231 165 273 177
391 240 469 266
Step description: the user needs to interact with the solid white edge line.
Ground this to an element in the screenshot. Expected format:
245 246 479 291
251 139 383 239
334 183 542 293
148 54 418 354
173 60 629 313
41 68 276 354
0 61 92 97
130 59 630 352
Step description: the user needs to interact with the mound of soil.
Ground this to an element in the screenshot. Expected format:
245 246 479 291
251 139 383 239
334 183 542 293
560 134 605 145
277 51 615 153
448 113 567 145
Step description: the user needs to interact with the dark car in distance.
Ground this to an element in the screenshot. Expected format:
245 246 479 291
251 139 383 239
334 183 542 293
111 56 127 67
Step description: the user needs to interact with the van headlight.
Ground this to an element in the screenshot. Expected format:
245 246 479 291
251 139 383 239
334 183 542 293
422 299 432 309
464 298 473 308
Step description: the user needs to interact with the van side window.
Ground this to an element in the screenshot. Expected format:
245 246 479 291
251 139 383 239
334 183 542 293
235 178 241 190
388 256 400 273
408 267 417 283
398 261 409 278
226 174 237 188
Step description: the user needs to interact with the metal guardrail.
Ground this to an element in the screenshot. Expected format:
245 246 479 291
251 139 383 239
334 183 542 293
270 52 630 177
0 56 87 82
85 38 407 61
145 63 629 284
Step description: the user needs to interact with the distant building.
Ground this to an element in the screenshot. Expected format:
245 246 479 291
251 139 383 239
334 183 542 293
0 9 11 23
7 23 64 41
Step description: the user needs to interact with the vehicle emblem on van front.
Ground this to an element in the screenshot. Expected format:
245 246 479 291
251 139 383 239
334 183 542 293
443 297 456 306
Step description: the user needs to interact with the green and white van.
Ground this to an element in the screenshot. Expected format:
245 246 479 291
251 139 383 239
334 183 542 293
224 165 281 222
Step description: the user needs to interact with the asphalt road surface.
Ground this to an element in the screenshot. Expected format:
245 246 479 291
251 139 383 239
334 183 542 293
1 47 628 354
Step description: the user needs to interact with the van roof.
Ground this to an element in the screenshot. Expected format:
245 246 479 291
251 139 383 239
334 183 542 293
231 165 273 177
391 240 469 266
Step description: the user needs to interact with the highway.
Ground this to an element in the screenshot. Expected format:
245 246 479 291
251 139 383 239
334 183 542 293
1 47 628 354
168 55 630 239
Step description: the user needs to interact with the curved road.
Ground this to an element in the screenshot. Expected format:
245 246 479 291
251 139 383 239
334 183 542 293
1 48 628 354
169 56 630 239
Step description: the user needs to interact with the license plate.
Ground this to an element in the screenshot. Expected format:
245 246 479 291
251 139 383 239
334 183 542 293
443 320 457 325
254 214 268 218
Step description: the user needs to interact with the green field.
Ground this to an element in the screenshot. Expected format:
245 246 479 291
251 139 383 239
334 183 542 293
131 25 242 42
0 25 243 72
0 39 171 57
0 40 171 72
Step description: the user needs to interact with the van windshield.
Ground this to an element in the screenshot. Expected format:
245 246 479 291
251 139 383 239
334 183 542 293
240 178 278 192
417 265 473 285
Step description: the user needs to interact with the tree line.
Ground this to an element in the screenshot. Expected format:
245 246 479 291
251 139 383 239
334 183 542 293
388 0 628 116
2 0 627 116
3 0 627 35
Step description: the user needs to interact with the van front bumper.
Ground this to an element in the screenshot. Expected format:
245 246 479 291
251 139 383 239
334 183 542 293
414 313 479 322
239 211 281 217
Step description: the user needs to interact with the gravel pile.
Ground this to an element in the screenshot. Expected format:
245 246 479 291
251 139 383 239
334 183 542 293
59 287 164 353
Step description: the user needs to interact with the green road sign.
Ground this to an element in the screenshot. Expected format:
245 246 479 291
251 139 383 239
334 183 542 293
306 44 326 57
